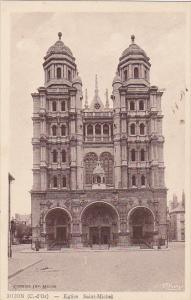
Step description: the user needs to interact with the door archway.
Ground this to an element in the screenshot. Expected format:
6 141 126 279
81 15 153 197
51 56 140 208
45 207 72 248
81 202 119 247
128 206 155 244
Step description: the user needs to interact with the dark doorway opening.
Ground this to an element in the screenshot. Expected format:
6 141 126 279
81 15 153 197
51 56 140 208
133 226 143 239
90 227 99 244
56 227 67 243
101 227 110 244
89 226 111 245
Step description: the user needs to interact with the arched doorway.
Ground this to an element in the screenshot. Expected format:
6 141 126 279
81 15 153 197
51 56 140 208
128 207 155 244
81 202 119 247
45 208 71 248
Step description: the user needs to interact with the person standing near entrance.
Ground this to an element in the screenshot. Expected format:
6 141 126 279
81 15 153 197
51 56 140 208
35 239 40 251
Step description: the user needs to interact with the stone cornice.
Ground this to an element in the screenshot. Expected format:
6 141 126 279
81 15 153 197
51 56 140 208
30 187 167 196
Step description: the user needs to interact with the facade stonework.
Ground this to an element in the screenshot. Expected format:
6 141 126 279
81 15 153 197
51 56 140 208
31 33 167 249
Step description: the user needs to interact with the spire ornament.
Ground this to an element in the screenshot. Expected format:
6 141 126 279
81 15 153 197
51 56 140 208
131 34 135 44
85 89 89 109
95 74 99 96
58 32 62 40
105 89 110 109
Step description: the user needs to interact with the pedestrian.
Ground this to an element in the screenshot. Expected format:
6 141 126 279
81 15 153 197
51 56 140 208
108 240 110 249
157 239 161 250
35 239 40 251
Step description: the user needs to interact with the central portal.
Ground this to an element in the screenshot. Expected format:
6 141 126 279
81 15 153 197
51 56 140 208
56 227 67 242
89 226 111 245
81 202 118 247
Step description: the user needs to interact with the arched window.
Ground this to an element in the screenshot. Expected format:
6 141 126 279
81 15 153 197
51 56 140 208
103 124 109 135
57 67 61 79
62 150 66 163
141 175 145 186
130 123 136 135
87 124 93 135
134 67 139 79
132 175 136 186
124 70 127 81
95 124 101 135
139 100 144 111
52 101 57 112
52 125 57 136
140 123 145 135
62 176 66 187
131 149 136 161
53 176 58 188
61 125 66 136
47 69 51 81
68 70 71 81
130 101 135 111
140 149 145 161
53 150 58 163
84 152 98 184
100 152 113 185
61 101 66 111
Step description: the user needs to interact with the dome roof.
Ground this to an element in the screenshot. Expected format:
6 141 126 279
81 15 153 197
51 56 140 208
120 35 149 60
112 72 122 84
72 73 82 85
46 32 73 57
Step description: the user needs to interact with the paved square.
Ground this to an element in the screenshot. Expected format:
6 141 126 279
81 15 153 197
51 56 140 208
8 243 184 292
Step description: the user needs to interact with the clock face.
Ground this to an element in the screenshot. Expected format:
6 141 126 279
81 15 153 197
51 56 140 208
94 103 100 110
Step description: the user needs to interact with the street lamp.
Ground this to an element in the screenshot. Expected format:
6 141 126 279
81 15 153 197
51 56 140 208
8 173 15 258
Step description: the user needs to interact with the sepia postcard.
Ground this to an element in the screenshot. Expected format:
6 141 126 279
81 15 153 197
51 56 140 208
0 1 191 300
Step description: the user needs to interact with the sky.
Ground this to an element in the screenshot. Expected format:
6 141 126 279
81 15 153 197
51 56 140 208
8 10 188 216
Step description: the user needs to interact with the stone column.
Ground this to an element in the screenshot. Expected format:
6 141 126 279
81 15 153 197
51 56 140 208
121 139 127 188
101 124 103 141
93 124 95 142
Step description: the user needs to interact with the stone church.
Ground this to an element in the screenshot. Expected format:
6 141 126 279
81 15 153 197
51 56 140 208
31 32 167 249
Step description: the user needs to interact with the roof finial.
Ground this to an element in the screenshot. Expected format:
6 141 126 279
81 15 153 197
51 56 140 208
58 32 62 40
131 34 135 44
85 89 89 109
95 74 99 96
105 89 110 109
95 74 98 89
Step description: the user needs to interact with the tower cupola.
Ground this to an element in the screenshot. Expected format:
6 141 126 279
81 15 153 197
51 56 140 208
72 72 82 88
43 32 77 88
117 35 151 87
112 71 122 89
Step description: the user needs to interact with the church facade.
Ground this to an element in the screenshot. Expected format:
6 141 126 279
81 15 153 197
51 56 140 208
31 33 167 249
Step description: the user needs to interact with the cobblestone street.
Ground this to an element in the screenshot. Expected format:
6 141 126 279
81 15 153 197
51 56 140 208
8 242 184 292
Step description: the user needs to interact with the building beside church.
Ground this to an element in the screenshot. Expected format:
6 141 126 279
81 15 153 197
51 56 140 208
31 32 167 249
169 192 185 242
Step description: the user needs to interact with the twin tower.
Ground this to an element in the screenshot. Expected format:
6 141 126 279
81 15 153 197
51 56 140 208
31 33 167 249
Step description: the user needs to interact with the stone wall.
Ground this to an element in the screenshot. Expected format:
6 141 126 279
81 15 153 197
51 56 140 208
31 188 167 248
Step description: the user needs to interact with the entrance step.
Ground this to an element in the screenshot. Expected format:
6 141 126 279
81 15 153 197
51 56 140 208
91 244 110 250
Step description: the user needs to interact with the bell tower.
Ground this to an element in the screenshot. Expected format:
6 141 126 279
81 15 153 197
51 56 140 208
31 32 83 196
112 35 165 190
